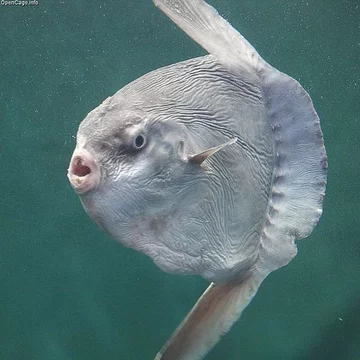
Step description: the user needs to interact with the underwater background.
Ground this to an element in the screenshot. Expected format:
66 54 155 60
0 0 359 359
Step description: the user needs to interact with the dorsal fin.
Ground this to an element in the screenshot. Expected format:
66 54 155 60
153 0 264 70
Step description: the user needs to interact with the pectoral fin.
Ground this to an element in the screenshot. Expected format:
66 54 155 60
188 138 237 165
154 273 264 360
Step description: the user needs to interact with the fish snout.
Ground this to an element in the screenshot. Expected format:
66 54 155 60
67 149 100 194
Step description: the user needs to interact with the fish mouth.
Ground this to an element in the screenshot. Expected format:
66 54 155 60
67 149 100 194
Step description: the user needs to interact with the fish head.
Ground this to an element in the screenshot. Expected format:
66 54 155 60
67 95 201 248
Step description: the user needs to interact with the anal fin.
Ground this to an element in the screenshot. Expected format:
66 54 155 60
154 273 264 360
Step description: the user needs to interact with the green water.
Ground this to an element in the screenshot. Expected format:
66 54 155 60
0 0 359 359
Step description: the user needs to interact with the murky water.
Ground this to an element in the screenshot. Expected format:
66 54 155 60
0 1 359 359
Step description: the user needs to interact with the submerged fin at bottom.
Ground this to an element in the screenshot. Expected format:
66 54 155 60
154 273 264 360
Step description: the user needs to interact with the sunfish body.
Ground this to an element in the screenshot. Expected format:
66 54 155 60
68 1 327 359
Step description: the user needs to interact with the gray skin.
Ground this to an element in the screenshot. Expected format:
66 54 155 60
72 56 273 283
68 0 327 359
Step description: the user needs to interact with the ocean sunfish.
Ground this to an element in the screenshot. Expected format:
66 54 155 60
67 0 327 359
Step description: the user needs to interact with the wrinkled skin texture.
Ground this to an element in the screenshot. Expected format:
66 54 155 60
70 56 274 283
68 1 326 359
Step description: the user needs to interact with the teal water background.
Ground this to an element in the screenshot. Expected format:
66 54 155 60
0 0 359 359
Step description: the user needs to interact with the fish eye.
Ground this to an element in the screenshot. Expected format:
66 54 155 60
133 134 146 149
